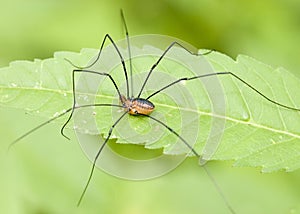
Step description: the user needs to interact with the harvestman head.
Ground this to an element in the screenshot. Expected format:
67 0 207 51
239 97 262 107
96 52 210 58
9 9 300 214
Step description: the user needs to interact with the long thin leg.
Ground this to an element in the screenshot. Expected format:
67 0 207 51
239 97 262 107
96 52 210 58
77 110 128 206
137 41 211 98
60 69 124 140
140 114 199 156
120 10 133 98
8 104 124 150
65 33 130 99
146 71 300 111
201 164 236 214
139 113 236 214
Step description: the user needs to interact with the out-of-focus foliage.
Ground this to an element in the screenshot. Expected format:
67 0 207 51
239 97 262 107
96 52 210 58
1 0 300 75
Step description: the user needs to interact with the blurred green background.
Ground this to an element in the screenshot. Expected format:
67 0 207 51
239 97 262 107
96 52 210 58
1 0 300 213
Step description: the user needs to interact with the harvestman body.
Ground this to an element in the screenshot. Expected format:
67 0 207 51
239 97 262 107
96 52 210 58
9 10 300 214
120 95 155 115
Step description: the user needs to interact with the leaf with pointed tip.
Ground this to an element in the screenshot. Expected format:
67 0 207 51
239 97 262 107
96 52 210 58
0 45 299 173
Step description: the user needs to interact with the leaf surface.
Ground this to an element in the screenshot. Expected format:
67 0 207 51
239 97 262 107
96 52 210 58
1 46 299 172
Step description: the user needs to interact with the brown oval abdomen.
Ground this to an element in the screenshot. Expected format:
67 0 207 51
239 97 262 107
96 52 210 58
129 98 155 115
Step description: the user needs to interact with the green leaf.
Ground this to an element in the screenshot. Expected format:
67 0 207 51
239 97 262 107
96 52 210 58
1 46 300 173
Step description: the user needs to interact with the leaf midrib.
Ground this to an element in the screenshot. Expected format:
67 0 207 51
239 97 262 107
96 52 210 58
2 85 300 140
